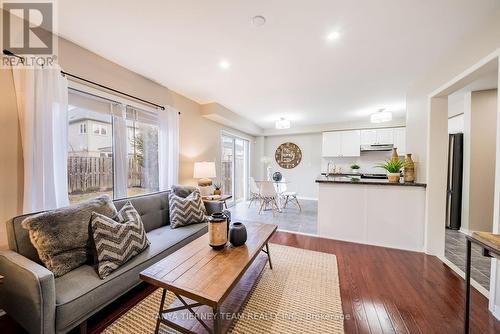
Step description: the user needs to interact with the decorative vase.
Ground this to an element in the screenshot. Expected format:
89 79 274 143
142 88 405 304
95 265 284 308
229 222 247 247
404 154 415 183
391 147 399 161
351 168 360 174
214 189 221 195
387 173 401 183
208 213 228 250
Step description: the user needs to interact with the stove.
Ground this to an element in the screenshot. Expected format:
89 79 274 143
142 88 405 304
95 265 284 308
360 173 388 180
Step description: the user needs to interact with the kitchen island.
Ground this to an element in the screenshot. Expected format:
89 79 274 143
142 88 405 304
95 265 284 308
316 175 426 252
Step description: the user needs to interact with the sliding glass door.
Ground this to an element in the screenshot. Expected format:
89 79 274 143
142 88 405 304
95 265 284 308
221 133 249 205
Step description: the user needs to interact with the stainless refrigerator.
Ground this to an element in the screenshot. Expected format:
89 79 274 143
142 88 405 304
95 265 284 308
445 133 463 230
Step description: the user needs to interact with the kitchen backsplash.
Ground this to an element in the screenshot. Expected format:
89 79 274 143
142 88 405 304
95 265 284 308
321 151 398 174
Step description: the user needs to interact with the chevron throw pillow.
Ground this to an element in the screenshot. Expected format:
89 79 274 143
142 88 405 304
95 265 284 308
90 202 150 279
169 189 207 229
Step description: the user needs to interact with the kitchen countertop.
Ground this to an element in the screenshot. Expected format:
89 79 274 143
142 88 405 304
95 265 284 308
315 175 427 187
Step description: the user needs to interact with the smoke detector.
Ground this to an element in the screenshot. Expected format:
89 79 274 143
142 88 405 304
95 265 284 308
252 15 266 27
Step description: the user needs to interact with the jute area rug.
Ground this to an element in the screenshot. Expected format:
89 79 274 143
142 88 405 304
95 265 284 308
103 244 344 333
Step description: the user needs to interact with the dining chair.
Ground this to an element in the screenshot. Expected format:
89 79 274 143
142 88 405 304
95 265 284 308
259 181 280 215
248 177 261 208
281 177 301 212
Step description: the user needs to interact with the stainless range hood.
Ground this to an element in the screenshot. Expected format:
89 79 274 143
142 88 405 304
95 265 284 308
360 144 394 152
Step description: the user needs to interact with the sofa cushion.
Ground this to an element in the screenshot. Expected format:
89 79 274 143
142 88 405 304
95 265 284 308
54 223 208 332
21 195 117 277
114 191 169 231
169 190 207 229
90 202 150 279
171 184 198 198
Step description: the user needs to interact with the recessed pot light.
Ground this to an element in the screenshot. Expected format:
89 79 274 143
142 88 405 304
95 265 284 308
219 60 231 70
326 31 341 41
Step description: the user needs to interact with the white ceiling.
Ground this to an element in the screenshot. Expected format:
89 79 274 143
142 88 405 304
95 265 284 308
57 0 500 129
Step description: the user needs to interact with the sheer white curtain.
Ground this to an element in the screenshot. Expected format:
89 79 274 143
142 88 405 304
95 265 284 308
112 103 128 199
12 65 69 212
159 106 179 190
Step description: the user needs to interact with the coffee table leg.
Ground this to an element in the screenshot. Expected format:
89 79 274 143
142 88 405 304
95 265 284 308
265 243 273 270
213 306 221 334
155 289 167 334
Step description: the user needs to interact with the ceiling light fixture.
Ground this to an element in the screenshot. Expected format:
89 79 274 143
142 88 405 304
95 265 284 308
370 109 393 123
252 15 266 27
326 31 341 41
275 117 291 129
219 60 231 70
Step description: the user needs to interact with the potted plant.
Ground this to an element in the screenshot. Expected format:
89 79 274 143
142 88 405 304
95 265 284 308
350 163 361 174
376 159 405 183
213 182 222 195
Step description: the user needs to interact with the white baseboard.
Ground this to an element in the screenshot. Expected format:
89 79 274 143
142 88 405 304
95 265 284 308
459 227 470 234
438 255 490 298
491 304 500 321
297 196 318 201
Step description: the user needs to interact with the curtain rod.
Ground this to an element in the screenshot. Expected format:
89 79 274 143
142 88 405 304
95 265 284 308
3 49 180 114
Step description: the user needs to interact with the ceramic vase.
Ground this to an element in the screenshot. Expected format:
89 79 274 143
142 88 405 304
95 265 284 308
404 154 415 183
391 147 399 161
229 222 247 247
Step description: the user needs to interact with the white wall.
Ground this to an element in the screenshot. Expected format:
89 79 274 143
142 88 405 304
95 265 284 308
406 9 500 184
263 133 322 199
469 90 497 232
322 151 396 175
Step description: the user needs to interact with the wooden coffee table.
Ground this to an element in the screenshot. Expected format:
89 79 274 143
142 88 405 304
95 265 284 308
140 222 277 334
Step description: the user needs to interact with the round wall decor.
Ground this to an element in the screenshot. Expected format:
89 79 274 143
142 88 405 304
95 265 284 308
275 142 302 169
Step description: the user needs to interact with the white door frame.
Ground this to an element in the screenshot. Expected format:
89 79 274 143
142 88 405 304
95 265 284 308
425 49 500 317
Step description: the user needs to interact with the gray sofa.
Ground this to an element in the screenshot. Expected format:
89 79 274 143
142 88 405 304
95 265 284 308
0 189 222 334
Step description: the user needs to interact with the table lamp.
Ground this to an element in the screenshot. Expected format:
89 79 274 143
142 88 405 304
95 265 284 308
193 161 216 186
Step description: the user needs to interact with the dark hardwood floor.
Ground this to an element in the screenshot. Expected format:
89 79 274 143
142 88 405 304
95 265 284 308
1 231 499 333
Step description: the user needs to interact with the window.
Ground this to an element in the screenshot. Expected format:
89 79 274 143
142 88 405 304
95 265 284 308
92 123 108 136
67 90 160 204
221 133 249 205
79 123 87 134
126 106 159 197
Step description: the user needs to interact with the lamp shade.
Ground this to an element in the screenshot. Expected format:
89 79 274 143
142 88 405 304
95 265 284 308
193 162 216 179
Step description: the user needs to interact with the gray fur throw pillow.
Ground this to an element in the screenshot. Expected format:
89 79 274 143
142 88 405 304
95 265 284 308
169 190 207 229
90 202 150 279
22 195 117 277
171 184 198 198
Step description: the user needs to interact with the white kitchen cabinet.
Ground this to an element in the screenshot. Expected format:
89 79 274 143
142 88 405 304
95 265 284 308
322 130 360 157
340 130 361 156
322 131 342 157
376 128 394 145
360 130 377 145
393 127 406 155
360 128 394 145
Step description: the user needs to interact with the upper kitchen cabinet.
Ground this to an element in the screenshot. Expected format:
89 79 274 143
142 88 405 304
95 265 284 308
322 130 360 157
360 130 377 145
322 131 341 157
393 127 406 155
360 128 394 145
376 128 394 144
